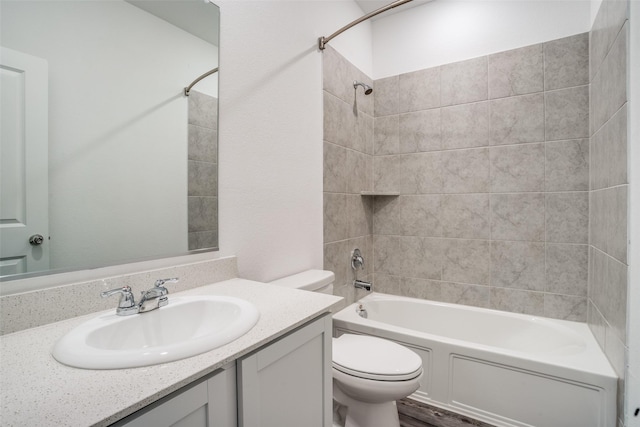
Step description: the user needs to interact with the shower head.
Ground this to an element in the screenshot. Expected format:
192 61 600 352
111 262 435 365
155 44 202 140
353 81 373 95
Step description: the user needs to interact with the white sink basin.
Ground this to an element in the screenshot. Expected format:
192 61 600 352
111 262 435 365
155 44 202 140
52 295 260 369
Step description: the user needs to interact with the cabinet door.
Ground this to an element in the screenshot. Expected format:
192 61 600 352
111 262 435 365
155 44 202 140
238 315 332 427
116 363 236 427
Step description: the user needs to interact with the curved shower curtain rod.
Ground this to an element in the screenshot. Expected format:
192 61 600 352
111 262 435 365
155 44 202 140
184 67 218 96
318 0 413 50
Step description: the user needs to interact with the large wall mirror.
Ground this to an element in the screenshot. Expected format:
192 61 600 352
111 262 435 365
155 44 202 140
0 0 219 283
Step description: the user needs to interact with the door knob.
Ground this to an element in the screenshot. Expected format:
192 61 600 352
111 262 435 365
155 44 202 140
29 234 44 246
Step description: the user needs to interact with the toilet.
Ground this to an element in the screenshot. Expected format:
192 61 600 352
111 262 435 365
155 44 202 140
270 270 423 427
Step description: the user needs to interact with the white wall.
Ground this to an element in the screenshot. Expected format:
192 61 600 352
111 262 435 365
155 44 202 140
1 1 217 271
372 0 592 78
217 0 372 282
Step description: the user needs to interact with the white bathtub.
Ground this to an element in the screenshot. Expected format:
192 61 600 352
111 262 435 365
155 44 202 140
332 293 617 427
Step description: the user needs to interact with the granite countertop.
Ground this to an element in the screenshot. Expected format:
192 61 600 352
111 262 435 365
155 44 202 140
0 279 343 427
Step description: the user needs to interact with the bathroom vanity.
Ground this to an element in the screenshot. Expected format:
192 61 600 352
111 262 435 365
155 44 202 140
0 279 342 427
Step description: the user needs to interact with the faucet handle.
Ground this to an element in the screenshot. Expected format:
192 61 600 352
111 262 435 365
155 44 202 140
351 249 364 271
101 286 138 316
154 277 179 289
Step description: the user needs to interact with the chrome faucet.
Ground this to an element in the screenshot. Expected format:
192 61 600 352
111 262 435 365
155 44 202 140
139 278 178 313
354 279 372 291
101 286 138 316
351 248 372 292
101 278 179 316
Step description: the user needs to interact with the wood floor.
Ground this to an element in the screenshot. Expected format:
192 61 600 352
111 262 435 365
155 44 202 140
398 398 497 427
333 398 496 427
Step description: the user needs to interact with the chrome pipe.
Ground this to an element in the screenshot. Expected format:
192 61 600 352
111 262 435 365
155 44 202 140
318 0 413 50
184 67 218 96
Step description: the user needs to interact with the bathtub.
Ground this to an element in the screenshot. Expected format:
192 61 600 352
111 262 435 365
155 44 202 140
332 293 617 427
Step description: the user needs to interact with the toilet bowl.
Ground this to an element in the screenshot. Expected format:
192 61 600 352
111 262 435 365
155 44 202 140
332 334 422 427
270 270 423 427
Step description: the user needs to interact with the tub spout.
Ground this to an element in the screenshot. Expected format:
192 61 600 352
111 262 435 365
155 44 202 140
354 279 372 291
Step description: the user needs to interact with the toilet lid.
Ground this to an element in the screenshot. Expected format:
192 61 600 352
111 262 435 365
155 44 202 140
332 334 422 381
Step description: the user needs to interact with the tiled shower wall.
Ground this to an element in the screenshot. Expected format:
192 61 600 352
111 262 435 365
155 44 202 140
323 35 593 319
188 91 219 250
587 0 629 423
322 47 374 305
371 34 590 320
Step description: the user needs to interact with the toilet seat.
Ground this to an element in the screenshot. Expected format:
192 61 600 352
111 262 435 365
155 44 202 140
333 334 422 381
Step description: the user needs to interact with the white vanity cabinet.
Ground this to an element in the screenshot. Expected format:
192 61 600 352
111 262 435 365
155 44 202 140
237 314 333 427
115 363 237 427
113 314 332 427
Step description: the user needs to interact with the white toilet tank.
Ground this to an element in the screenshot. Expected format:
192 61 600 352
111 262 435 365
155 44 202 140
269 270 335 294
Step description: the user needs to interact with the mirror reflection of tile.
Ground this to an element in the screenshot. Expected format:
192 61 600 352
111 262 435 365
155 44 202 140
188 91 219 250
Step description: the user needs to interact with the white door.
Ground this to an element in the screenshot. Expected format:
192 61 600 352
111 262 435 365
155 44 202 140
0 47 49 276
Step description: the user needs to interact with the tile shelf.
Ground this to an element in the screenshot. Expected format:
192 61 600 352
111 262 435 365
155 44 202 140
360 191 400 197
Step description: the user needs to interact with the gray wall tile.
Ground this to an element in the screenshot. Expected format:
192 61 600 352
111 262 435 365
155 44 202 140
346 149 371 193
374 115 399 155
443 239 490 285
402 277 442 300
605 329 626 378
188 231 218 251
488 44 543 98
347 195 373 239
442 148 490 193
399 109 441 153
188 196 217 232
546 139 589 191
188 161 217 197
589 0 628 81
374 76 399 117
324 193 347 243
324 91 349 147
188 124 217 163
399 153 442 194
323 142 347 193
441 101 490 149
373 273 403 296
441 194 490 239
544 294 587 321
324 240 349 289
374 235 443 280
491 241 545 291
398 67 440 113
588 248 627 344
490 143 545 192
353 111 374 154
546 192 589 243
489 288 545 315
544 33 589 90
588 300 607 348
491 193 545 241
322 46 351 103
490 93 545 145
441 56 488 106
591 23 626 135
399 236 443 280
590 105 627 190
546 243 588 295
373 195 442 237
188 91 218 129
441 282 490 308
545 85 589 141
590 186 628 263
374 156 401 192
